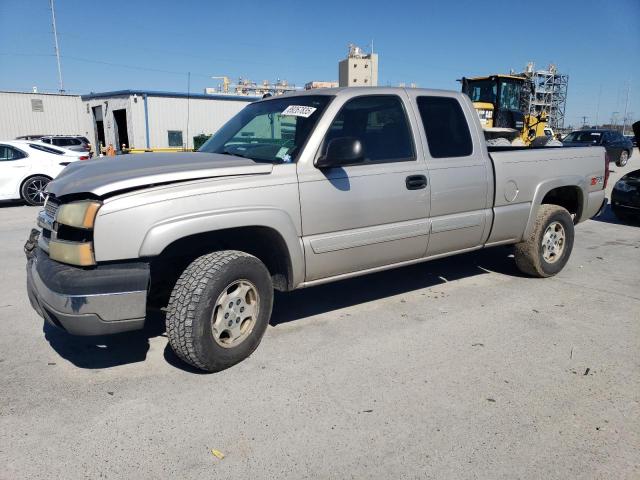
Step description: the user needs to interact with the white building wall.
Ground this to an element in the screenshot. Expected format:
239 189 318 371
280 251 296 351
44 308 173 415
83 95 132 149
0 91 92 139
146 96 251 149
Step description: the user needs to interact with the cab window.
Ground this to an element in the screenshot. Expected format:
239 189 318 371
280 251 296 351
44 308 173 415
417 96 473 158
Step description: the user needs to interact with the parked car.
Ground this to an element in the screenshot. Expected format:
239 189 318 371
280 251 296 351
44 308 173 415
40 135 91 153
15 135 46 140
611 169 640 222
26 87 607 372
562 129 633 167
0 141 87 206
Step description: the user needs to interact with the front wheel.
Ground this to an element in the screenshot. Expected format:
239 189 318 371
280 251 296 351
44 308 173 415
166 250 273 372
21 176 50 206
616 150 629 167
514 205 575 277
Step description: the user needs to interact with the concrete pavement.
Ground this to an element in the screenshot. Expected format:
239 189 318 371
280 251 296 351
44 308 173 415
0 156 638 479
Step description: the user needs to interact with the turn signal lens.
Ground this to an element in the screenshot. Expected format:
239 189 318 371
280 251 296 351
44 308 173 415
56 201 101 229
49 240 96 266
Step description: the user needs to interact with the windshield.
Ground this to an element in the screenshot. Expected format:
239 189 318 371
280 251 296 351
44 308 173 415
465 80 497 104
199 95 332 163
563 131 603 144
498 80 521 110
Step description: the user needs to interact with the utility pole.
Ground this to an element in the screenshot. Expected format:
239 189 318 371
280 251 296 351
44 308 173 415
621 80 630 135
49 0 64 93
595 83 602 126
581 115 588 128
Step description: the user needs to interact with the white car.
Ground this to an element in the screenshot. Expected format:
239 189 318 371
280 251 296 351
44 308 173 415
0 140 88 206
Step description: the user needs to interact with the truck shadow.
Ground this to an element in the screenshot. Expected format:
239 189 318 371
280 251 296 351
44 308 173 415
43 309 166 369
270 245 521 326
44 245 520 371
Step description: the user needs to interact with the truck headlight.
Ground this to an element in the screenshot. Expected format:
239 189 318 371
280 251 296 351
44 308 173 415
49 240 95 266
56 201 101 229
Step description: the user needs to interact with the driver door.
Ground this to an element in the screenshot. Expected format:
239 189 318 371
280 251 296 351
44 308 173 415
297 93 431 282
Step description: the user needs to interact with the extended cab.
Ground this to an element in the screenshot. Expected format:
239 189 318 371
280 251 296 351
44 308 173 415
25 87 608 372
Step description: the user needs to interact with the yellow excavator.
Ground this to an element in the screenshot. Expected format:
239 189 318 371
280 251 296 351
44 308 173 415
460 74 552 146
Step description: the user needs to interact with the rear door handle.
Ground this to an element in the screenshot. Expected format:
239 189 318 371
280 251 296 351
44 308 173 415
406 175 427 190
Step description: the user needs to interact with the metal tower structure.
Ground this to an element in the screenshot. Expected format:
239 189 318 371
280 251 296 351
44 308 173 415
522 62 569 130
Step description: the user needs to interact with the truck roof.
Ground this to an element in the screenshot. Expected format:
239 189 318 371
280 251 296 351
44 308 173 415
262 86 464 99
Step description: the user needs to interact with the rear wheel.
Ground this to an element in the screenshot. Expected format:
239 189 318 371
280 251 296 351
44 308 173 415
165 250 273 372
616 150 629 167
21 176 50 206
514 205 574 277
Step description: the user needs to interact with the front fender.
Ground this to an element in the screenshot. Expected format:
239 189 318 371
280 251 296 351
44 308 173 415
138 206 305 287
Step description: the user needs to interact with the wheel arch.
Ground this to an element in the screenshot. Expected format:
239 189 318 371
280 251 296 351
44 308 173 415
524 178 586 238
141 208 304 307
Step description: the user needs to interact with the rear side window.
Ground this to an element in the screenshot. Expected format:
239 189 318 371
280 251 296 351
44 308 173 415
324 95 414 163
28 143 64 155
417 96 472 158
0 145 27 161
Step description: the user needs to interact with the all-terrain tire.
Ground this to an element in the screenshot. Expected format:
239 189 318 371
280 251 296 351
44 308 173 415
514 205 574 278
166 250 273 372
616 150 629 167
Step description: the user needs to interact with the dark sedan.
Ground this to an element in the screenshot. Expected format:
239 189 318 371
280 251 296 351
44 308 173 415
563 129 633 167
611 169 640 223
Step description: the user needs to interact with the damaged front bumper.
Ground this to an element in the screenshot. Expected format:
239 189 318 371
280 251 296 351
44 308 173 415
26 234 149 336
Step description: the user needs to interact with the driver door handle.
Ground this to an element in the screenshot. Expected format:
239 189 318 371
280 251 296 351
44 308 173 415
406 175 427 190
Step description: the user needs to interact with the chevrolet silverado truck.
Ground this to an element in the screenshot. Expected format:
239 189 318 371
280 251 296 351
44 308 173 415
25 87 608 372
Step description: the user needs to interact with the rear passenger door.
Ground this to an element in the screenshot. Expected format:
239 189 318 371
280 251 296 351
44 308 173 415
297 93 431 282
409 93 494 256
0 145 30 197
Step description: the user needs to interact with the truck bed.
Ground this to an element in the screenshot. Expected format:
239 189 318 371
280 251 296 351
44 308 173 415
485 145 607 246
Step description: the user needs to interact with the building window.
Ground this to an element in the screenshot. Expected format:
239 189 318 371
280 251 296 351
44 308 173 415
31 99 44 112
353 79 357 83
353 64 357 68
364 79 368 83
168 130 183 147
364 64 369 69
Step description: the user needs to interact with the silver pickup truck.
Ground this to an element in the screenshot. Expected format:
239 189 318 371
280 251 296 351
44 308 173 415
25 87 608 372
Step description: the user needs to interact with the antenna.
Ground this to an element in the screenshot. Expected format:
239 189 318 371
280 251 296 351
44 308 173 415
49 0 64 93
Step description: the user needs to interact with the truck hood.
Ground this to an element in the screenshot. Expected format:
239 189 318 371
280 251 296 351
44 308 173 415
46 152 273 198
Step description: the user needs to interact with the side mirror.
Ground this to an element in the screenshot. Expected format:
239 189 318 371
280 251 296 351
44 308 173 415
315 137 364 169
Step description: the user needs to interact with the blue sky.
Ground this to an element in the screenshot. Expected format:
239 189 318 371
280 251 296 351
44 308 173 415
1 0 638 128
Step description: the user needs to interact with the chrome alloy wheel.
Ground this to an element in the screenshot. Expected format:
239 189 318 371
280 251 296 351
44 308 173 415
541 221 566 263
211 279 260 348
25 178 48 205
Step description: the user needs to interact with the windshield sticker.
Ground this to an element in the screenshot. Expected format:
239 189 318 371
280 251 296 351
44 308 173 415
281 105 317 118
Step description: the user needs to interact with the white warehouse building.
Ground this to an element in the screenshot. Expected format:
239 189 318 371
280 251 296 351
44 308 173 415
0 91 89 140
0 90 256 150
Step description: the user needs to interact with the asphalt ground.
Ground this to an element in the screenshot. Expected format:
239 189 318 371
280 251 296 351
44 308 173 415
1 151 639 479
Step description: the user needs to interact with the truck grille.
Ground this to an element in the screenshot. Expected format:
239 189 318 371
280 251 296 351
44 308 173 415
44 196 60 219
